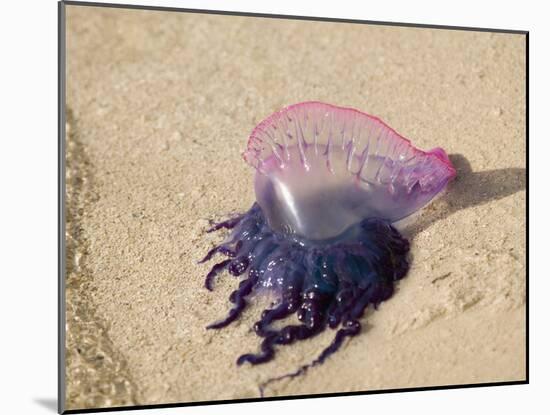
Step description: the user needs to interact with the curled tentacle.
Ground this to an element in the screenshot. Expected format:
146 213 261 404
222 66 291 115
259 319 363 396
253 300 298 337
206 214 245 233
206 269 259 329
253 263 305 337
206 237 278 329
258 320 362 397
204 259 231 291
198 240 242 264
238 287 332 365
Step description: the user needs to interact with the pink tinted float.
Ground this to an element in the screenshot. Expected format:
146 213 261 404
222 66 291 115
244 101 456 240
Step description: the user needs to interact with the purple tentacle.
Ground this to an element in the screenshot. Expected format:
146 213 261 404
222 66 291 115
259 310 362 397
237 324 320 366
237 288 331 366
198 240 242 264
204 259 232 291
258 319 361 397
206 270 259 329
316 320 361 364
253 300 299 337
206 214 245 233
253 268 304 337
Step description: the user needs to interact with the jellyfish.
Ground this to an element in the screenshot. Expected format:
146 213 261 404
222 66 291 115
199 101 456 389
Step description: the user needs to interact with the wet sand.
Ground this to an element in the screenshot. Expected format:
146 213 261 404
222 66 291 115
64 5 526 410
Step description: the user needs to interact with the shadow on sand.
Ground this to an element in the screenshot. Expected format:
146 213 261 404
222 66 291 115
401 153 526 236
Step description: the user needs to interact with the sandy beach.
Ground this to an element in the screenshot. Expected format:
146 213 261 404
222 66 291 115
64 5 526 410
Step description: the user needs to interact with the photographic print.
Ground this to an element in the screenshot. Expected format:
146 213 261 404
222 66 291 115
60 2 527 412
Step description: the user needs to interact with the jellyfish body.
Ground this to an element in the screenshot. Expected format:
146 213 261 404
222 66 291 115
200 102 455 384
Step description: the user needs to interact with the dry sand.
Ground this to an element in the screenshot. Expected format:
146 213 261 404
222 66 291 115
64 5 526 410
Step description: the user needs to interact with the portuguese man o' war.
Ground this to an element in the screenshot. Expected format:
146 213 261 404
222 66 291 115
200 101 456 391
